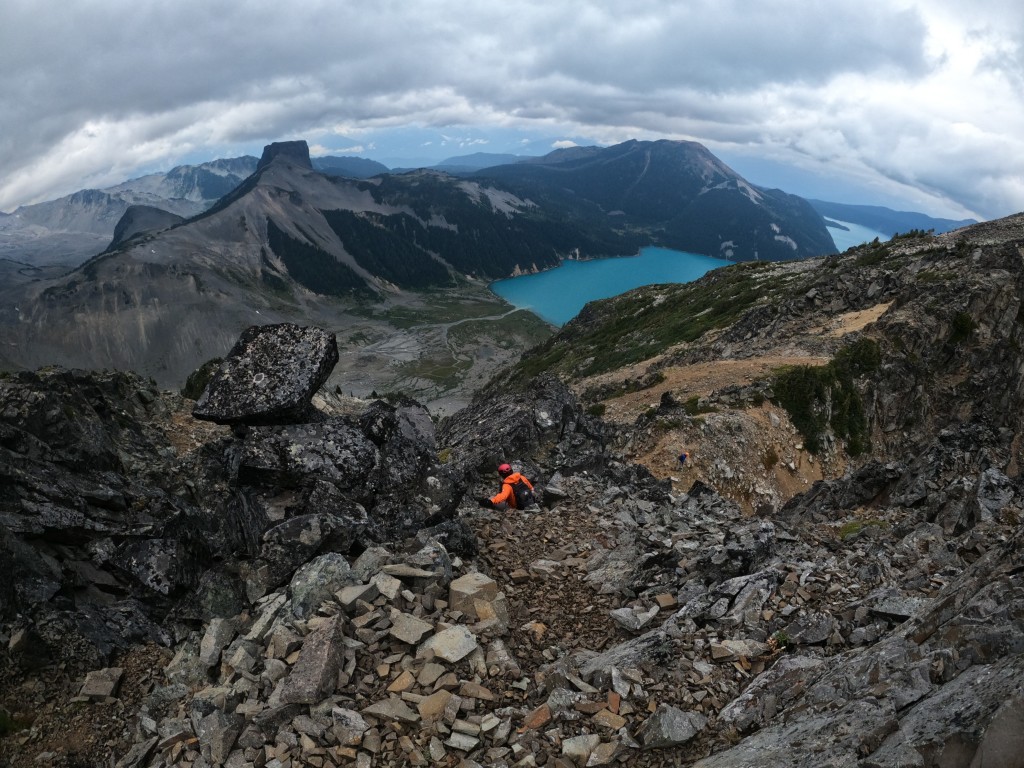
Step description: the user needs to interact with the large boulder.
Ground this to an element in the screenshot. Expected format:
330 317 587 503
192 323 339 426
237 419 378 492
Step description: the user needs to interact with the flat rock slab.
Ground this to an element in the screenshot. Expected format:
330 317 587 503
389 612 435 645
417 625 478 663
362 697 420 724
193 323 339 426
279 614 345 704
637 704 707 749
80 667 124 699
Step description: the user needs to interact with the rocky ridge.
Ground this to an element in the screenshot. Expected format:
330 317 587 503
3 214 1024 766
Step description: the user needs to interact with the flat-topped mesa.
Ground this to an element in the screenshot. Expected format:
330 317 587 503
192 323 339 426
256 140 313 172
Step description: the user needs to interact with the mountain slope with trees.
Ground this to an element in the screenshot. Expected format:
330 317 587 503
0 139 837 395
809 198 977 236
478 139 837 261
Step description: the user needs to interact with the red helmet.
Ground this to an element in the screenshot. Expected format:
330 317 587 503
497 463 512 476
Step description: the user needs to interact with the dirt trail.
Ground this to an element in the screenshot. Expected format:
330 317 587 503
598 356 829 425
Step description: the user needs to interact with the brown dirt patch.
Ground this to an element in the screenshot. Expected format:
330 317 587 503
0 644 174 768
581 349 865 514
163 400 230 456
595 356 830 426
822 302 893 337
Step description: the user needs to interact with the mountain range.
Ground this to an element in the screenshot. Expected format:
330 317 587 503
809 199 976 237
0 143 971 273
0 138 981 402
0 154 398 269
0 138 836 390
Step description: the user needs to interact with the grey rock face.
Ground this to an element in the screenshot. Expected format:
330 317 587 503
0 368 210 663
255 140 313 172
238 418 378 490
439 373 596 479
286 553 357 619
279 614 346 704
636 704 707 749
193 323 339 426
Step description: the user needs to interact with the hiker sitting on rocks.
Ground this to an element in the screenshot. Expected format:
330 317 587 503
477 463 536 510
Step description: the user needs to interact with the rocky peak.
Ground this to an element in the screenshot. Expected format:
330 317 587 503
255 140 312 172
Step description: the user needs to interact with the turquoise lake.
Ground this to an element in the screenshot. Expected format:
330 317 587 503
827 219 889 252
490 246 731 326
491 225 891 327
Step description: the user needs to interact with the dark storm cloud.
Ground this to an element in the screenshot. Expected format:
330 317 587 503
1 0 1021 219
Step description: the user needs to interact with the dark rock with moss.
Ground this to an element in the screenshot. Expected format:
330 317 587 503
192 323 339 426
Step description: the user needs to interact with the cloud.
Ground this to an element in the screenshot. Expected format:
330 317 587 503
1 0 1022 219
308 143 370 156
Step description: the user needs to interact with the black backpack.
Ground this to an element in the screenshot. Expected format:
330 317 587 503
511 479 536 508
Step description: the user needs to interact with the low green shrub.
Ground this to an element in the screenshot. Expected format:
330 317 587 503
838 519 888 540
771 338 880 455
682 396 716 416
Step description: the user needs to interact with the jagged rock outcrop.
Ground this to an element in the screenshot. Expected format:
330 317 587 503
439 372 608 482
0 324 467 671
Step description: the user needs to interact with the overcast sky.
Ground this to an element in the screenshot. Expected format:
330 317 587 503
2 0 1022 220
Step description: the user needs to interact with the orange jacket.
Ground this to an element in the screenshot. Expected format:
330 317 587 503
490 472 534 509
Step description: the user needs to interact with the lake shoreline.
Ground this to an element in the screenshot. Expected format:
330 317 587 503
489 223 889 326
489 246 734 326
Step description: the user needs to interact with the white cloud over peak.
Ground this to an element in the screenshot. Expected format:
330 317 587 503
0 0 1021 219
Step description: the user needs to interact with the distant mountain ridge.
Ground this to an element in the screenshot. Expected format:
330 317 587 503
809 199 977 237
0 156 259 265
398 152 532 175
0 138 842 389
107 156 259 204
312 155 390 178
0 153 416 268
475 139 837 261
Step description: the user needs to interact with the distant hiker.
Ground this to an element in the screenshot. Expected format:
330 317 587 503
678 450 690 467
477 463 537 510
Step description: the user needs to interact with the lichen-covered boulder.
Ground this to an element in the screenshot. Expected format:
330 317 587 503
237 418 378 492
192 324 339 426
